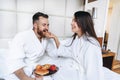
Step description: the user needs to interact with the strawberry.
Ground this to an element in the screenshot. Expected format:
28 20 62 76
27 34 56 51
49 65 56 71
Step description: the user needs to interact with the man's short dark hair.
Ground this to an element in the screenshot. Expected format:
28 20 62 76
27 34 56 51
32 12 48 24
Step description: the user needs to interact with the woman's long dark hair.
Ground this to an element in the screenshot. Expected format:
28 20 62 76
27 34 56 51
70 11 98 45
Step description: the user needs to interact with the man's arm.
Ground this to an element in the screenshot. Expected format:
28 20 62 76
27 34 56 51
14 68 43 80
14 68 35 80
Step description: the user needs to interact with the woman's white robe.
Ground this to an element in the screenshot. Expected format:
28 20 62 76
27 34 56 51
55 35 120 80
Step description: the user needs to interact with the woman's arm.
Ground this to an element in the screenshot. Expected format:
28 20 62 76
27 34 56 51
52 35 60 48
44 32 60 48
46 38 73 58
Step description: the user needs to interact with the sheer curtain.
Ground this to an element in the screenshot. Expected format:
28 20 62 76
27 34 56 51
107 1 120 60
117 34 120 60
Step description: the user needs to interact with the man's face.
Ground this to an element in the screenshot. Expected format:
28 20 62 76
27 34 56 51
36 16 49 37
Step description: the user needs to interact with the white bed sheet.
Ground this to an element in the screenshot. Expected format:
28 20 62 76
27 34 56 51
103 67 120 80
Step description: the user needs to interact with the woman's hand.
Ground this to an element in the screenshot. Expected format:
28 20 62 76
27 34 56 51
45 32 56 39
44 31 60 48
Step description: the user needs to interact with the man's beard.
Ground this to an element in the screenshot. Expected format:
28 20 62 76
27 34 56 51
37 30 45 38
37 28 48 38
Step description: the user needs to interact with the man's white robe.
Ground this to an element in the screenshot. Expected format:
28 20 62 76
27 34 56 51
4 29 57 80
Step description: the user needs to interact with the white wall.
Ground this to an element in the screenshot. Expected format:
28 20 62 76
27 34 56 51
85 0 109 38
0 0 17 48
0 0 110 49
0 0 84 48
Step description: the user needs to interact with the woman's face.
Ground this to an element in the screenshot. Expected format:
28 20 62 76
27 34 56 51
71 17 82 35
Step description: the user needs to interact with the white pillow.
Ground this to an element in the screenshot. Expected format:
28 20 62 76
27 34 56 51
0 49 8 78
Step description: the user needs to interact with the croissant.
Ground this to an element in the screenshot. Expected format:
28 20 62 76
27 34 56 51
35 69 49 76
41 64 51 70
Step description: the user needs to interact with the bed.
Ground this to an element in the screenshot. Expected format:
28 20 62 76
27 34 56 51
0 48 120 80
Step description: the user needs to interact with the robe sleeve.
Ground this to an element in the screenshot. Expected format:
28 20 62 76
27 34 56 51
84 44 104 80
47 38 73 58
6 34 26 74
57 40 73 58
45 39 58 57
47 39 72 57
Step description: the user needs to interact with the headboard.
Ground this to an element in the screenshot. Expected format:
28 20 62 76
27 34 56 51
98 37 103 47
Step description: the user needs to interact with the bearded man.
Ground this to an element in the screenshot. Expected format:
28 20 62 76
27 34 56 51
4 12 60 80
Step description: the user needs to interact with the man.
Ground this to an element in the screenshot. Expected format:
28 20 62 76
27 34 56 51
4 12 60 80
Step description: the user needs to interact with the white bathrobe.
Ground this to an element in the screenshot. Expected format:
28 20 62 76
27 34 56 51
4 29 57 80
3 30 120 80
5 30 83 80
56 35 120 80
3 29 83 80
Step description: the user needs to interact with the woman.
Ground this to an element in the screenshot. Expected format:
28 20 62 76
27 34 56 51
54 11 120 80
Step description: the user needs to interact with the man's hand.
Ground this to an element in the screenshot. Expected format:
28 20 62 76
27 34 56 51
35 76 43 80
14 68 36 80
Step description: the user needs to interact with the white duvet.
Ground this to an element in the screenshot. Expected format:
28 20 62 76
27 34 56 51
0 49 120 80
